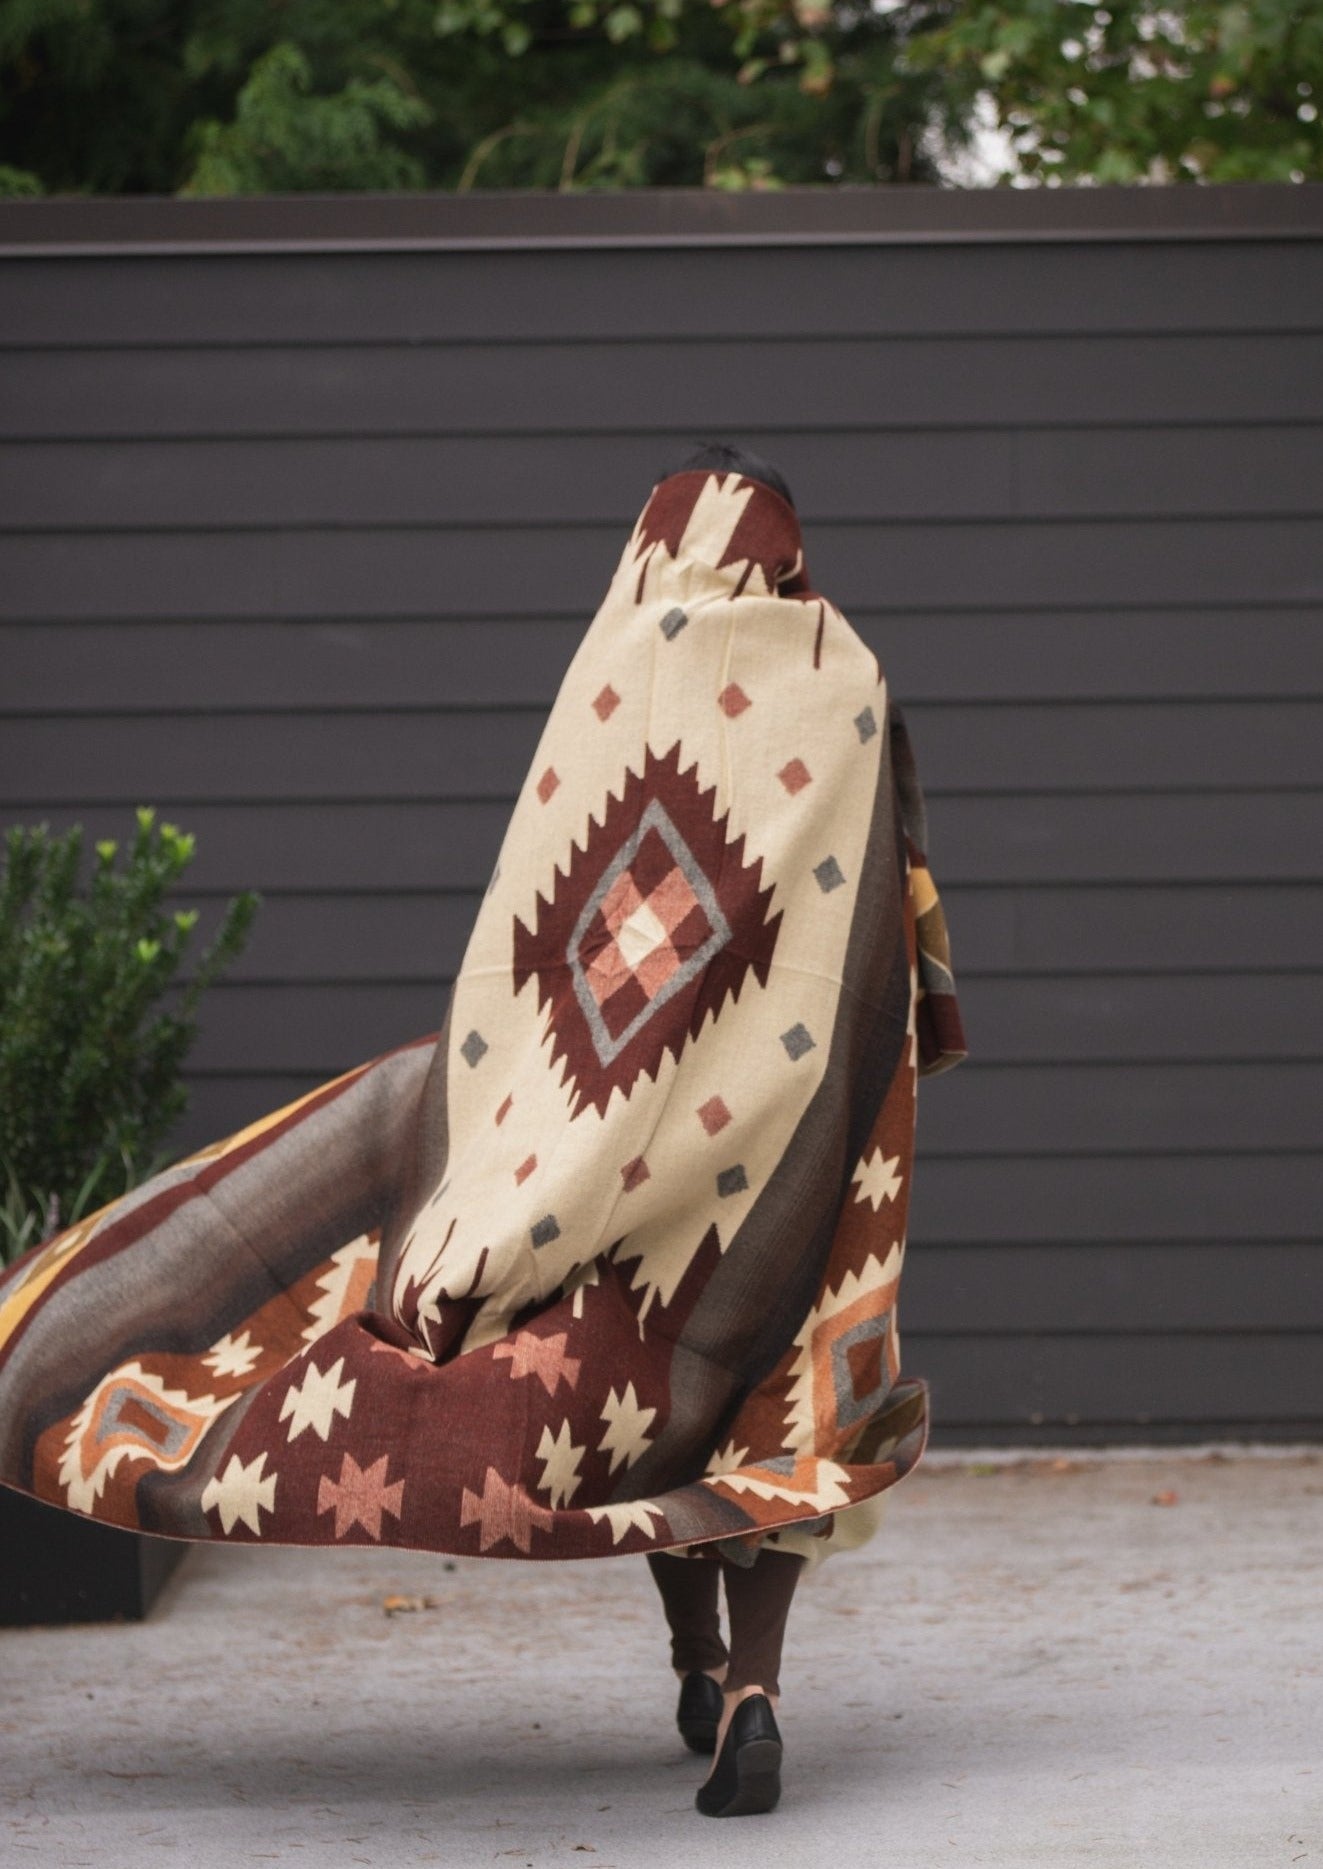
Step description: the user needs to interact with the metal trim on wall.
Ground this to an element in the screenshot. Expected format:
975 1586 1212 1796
1 182 1321 258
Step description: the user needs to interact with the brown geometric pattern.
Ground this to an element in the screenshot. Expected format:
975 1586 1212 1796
513 741 782 1119
0 468 967 1565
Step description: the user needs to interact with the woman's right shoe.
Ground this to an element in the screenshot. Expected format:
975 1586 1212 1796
676 1670 724 1754
694 1692 783 1817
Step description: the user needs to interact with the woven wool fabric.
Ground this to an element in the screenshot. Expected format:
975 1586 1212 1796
0 470 967 1562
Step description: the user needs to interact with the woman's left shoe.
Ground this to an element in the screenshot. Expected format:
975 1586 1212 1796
694 1692 783 1818
676 1671 724 1754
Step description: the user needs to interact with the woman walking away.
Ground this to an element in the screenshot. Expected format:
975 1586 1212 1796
635 440 967 1813
0 441 967 1820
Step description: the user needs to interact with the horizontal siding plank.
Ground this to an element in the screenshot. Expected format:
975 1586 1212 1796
4 794 1318 887
0 710 548 805
155 885 1323 981
903 1242 1323 1332
908 1153 1323 1243
176 1073 329 1151
4 703 1318 800
946 881 1323 973
906 1332 1323 1424
2 243 1320 345
5 611 1323 709
4 425 1322 528
929 973 1323 1065
921 1062 1323 1155
174 974 1323 1071
197 891 479 982
2 341 1321 442
931 791 1323 885
925 1421 1321 1445
4 518 1318 619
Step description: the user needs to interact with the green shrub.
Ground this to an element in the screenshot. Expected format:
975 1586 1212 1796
0 806 259 1265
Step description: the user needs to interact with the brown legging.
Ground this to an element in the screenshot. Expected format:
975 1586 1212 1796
646 1547 804 1698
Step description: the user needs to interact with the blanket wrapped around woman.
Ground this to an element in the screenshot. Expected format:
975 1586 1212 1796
0 467 967 1562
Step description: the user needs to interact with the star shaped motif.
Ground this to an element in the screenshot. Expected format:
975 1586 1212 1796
599 1381 658 1476
535 1420 586 1507
316 1450 405 1540
459 1466 554 1554
493 1330 581 1396
278 1355 357 1442
203 1329 263 1380
585 1499 667 1546
704 1439 751 1479
851 1148 904 1210
200 1451 277 1536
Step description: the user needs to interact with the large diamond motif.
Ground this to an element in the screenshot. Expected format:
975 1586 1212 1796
514 742 781 1118
570 799 732 1065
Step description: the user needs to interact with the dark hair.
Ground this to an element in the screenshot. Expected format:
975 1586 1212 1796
663 440 795 512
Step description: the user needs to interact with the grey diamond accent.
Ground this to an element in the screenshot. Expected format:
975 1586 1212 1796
460 1029 489 1067
659 607 689 640
829 1309 893 1431
854 706 878 744
567 797 732 1070
531 1213 561 1248
814 856 846 893
780 1022 815 1062
716 1164 748 1198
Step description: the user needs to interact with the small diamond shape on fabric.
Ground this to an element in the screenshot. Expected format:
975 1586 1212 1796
718 683 751 718
531 1214 561 1248
460 1030 488 1067
659 607 689 640
814 856 846 893
780 1023 815 1061
697 1096 732 1136
854 707 878 744
778 758 812 795
536 766 560 804
620 1156 651 1192
716 1164 749 1198
593 684 620 721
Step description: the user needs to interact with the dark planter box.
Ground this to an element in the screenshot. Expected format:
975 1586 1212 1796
0 1484 186 1625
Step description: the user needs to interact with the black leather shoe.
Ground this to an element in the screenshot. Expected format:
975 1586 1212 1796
694 1692 783 1817
676 1670 723 1754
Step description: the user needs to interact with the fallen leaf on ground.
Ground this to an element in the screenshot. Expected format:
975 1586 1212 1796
381 1593 438 1615
1151 1489 1179 1506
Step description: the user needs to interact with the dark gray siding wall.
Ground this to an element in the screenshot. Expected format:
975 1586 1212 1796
2 193 1321 1445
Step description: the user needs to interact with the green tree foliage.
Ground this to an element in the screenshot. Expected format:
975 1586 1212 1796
0 808 259 1263
0 1 1318 195
900 1 1323 184
183 44 430 195
0 0 962 194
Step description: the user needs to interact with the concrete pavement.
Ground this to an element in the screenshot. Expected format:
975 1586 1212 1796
3 1448 1320 1868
